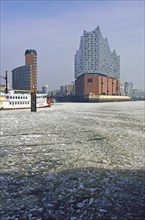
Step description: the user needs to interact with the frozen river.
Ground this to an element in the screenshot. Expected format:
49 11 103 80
0 101 145 219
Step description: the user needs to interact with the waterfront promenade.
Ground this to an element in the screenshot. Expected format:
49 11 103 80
0 101 145 219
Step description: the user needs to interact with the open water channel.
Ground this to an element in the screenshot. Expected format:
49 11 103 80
0 101 145 219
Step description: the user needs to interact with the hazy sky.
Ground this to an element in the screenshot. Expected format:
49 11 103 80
1 0 144 91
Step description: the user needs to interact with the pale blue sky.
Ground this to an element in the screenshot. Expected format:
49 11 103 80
1 0 144 91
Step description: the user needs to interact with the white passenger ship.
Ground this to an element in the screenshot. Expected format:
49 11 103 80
0 91 51 110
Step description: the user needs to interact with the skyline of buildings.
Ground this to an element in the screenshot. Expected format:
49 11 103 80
2 26 142 99
1 1 144 92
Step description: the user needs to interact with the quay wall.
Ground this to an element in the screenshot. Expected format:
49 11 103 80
55 95 131 102
86 94 131 102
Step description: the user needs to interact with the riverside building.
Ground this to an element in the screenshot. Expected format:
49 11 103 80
12 49 37 91
12 65 32 91
75 74 120 96
25 49 37 91
42 85 49 94
75 26 120 97
124 82 133 97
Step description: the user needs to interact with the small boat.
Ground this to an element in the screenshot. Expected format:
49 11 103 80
0 91 51 110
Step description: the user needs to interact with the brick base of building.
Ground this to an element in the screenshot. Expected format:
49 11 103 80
75 74 120 96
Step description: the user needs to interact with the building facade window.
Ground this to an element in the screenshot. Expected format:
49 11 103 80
88 78 93 83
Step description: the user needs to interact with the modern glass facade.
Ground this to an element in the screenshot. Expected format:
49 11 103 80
12 65 31 90
124 82 133 97
75 26 120 79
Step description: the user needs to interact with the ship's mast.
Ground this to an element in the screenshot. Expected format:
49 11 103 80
5 71 8 93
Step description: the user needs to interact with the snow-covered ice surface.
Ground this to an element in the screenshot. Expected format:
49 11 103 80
0 101 145 219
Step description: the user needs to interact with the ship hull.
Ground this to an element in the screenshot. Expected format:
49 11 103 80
0 92 51 110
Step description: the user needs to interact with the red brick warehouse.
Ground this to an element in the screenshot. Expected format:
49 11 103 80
75 74 120 96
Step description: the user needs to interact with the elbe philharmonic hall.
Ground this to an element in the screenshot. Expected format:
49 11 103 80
75 26 120 96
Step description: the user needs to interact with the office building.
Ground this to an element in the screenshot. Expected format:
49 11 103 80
42 85 49 94
120 81 125 96
12 49 37 91
124 82 133 97
25 49 37 91
12 65 31 91
132 89 145 100
65 84 74 96
75 26 120 79
60 86 66 96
